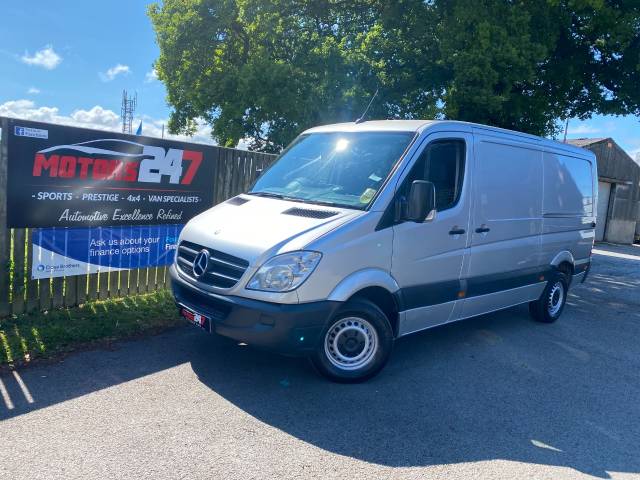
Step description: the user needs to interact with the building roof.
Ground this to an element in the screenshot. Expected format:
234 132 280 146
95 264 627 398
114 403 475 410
568 137 640 178
566 138 609 148
568 137 640 168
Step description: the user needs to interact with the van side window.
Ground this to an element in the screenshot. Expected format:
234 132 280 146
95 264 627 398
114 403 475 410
404 139 465 211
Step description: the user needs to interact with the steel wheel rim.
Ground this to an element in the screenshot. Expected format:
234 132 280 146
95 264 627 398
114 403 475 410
324 317 378 371
547 281 564 317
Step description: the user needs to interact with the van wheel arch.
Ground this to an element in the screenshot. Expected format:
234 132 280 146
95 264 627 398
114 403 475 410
556 261 574 285
347 287 399 337
557 261 573 274
551 251 575 270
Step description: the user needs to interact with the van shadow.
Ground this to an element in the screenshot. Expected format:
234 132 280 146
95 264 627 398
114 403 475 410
189 301 640 478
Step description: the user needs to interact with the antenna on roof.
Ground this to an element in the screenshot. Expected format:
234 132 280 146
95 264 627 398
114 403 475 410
562 118 569 143
355 88 379 124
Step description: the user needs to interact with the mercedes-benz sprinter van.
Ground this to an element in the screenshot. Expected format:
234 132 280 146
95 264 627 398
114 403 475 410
171 120 596 382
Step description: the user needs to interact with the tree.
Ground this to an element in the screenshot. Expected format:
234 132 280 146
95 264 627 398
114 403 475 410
438 0 640 136
149 0 640 151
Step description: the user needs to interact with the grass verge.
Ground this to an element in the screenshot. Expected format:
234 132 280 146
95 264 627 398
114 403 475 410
0 290 182 368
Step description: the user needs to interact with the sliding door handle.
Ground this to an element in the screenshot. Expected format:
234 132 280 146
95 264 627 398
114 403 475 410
475 227 490 233
448 228 466 235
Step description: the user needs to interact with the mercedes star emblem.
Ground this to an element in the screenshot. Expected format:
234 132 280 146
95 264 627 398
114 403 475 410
192 249 210 278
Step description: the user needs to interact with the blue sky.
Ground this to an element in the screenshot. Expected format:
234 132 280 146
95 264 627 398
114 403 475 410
0 0 166 118
0 0 212 141
0 0 638 158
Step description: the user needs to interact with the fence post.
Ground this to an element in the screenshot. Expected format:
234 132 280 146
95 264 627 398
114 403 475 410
0 118 10 316
214 148 225 204
11 229 26 315
52 274 64 309
25 228 39 312
64 274 78 308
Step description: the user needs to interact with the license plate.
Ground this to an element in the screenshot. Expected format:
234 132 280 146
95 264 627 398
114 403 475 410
181 307 211 332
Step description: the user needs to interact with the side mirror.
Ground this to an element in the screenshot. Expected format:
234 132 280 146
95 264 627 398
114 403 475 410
406 180 436 222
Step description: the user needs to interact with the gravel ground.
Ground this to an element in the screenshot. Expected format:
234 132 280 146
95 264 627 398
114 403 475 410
1 243 639 480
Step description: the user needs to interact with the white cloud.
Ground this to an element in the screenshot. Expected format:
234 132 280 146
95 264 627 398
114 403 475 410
99 64 131 82
27 87 40 94
145 68 158 83
0 99 120 131
0 99 214 145
567 124 599 135
70 105 121 130
21 46 62 70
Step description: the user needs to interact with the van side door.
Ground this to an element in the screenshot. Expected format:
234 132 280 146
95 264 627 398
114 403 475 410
392 132 473 336
459 133 544 320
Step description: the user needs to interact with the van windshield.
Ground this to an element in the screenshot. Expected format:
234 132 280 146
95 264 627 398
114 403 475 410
250 131 415 209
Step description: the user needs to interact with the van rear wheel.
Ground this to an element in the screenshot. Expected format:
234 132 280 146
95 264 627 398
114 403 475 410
529 271 569 323
310 299 393 383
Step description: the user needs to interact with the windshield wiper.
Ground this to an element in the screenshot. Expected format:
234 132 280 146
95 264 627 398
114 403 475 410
296 198 356 209
249 191 361 210
249 191 303 202
249 191 286 199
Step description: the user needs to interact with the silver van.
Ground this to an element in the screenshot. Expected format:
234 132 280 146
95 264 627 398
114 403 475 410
170 120 596 382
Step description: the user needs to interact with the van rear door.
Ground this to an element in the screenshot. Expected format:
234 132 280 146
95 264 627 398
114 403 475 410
539 149 596 265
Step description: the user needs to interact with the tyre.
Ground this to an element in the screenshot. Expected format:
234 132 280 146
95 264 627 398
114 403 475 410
310 299 394 383
529 271 569 323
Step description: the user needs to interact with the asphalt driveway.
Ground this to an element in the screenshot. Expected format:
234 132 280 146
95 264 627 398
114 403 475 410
1 243 639 479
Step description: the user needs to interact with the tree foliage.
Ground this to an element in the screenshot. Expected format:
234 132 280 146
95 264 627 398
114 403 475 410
149 0 640 151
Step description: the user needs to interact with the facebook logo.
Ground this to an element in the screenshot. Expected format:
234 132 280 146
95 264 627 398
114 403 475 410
14 126 48 139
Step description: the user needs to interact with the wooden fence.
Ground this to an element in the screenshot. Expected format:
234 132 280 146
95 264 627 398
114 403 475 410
0 124 275 317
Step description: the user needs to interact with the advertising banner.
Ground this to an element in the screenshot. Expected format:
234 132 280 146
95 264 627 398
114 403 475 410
31 224 183 279
5 117 216 228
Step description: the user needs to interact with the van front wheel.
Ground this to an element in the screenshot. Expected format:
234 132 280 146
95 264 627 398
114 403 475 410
310 299 393 383
529 272 569 323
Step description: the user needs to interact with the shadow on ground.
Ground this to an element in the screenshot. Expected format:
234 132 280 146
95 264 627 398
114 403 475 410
188 247 640 478
0 326 193 419
2 245 639 478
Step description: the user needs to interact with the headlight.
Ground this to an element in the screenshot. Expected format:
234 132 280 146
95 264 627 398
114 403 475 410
247 251 322 292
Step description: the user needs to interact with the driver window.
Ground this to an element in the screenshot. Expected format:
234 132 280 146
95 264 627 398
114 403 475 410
403 139 465 211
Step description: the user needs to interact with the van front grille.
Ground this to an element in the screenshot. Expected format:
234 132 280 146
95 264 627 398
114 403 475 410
176 241 249 289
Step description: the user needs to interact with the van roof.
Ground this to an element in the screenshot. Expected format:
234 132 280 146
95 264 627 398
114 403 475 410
302 120 594 158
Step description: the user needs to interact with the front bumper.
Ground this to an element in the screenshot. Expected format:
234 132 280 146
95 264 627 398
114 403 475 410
170 265 340 355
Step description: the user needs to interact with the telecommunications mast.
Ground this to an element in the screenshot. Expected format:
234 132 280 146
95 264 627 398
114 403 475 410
120 90 137 134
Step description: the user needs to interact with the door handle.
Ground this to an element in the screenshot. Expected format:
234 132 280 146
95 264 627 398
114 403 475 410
475 227 490 233
448 228 466 235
